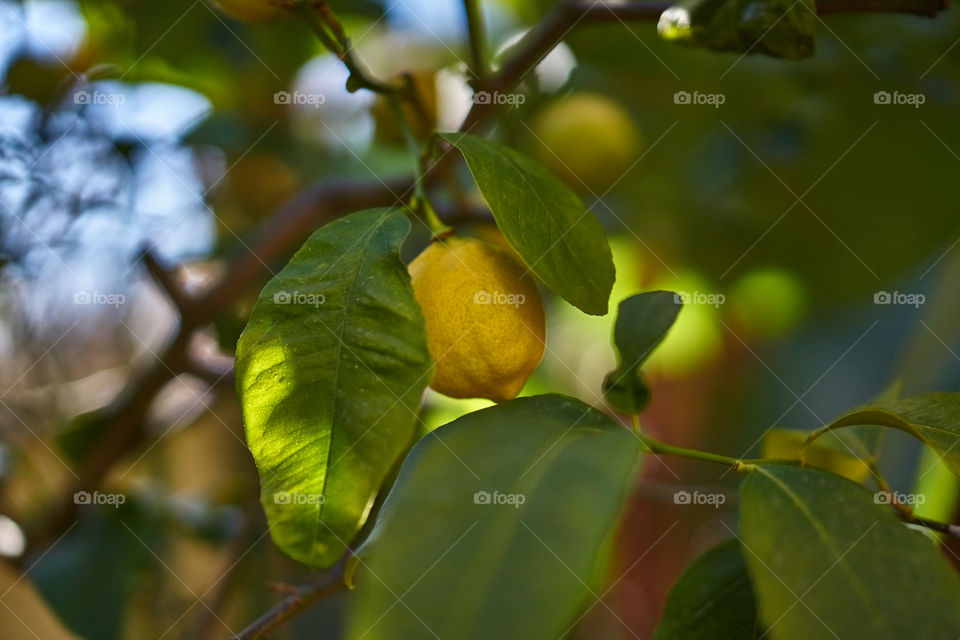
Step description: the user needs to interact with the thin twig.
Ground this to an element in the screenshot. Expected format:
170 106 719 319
299 2 400 94
140 246 193 320
236 561 347 640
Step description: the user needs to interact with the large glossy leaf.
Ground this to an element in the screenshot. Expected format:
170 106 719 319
603 291 681 414
658 0 815 60
345 394 641 640
236 208 432 568
821 392 960 477
740 465 960 639
653 539 760 640
438 132 615 316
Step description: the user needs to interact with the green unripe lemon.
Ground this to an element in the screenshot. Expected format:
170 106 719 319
408 237 546 402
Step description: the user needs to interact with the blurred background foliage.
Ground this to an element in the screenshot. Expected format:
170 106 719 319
1 0 960 637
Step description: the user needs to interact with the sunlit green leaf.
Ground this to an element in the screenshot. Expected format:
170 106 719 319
438 132 615 316
653 539 760 640
236 208 432 568
603 291 681 413
740 465 960 639
346 394 640 640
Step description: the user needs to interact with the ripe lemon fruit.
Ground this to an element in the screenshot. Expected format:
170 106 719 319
214 0 290 22
528 92 641 192
409 236 545 402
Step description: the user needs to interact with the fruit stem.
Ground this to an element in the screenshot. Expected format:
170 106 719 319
412 196 453 238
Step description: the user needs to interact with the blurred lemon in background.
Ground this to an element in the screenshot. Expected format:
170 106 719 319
528 92 642 192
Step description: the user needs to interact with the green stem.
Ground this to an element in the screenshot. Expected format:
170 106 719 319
462 0 488 83
297 3 399 95
799 423 843 462
419 198 452 237
631 416 755 472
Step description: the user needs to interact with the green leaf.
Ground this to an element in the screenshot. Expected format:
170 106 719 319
653 539 760 640
235 208 432 568
740 465 960 639
345 394 640 640
822 392 960 477
658 0 816 60
603 291 681 413
438 132 615 316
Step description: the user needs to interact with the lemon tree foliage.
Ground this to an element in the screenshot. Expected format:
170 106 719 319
603 291 681 414
653 539 760 640
409 237 545 402
438 132 616 316
820 392 960 476
658 0 816 59
235 208 432 568
345 395 641 640
740 465 960 639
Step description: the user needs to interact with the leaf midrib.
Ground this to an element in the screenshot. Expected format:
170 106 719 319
311 214 393 556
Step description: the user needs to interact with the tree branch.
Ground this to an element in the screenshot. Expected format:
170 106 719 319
298 2 400 94
235 561 347 640
459 0 947 130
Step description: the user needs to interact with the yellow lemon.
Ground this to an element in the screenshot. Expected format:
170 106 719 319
409 237 545 402
214 0 290 22
528 92 641 193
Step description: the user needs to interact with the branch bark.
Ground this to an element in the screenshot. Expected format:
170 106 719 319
235 562 347 640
